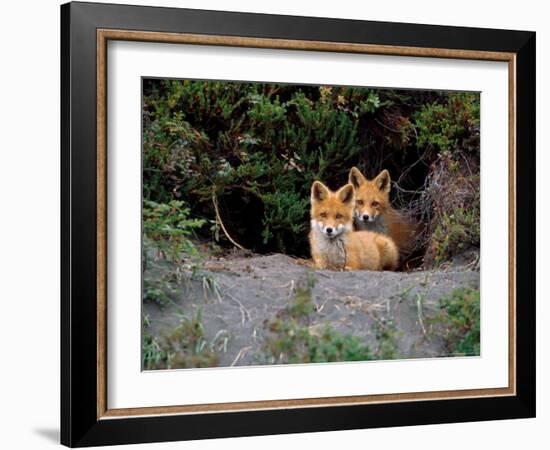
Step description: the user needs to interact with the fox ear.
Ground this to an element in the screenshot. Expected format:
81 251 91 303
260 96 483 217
338 184 355 205
311 181 330 202
374 170 391 193
349 167 367 189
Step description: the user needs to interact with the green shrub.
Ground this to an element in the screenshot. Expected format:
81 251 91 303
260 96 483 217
375 323 400 360
142 334 168 370
262 319 374 364
436 288 480 356
412 93 480 267
260 274 378 364
261 313 375 364
143 199 206 262
414 92 480 155
430 206 480 266
143 277 172 307
422 151 480 267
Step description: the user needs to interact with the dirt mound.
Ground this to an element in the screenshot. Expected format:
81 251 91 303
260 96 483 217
143 253 479 368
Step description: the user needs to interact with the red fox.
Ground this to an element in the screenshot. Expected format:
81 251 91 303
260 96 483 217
348 167 417 259
309 181 398 271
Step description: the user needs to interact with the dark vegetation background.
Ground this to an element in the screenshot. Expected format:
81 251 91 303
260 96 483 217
142 79 480 267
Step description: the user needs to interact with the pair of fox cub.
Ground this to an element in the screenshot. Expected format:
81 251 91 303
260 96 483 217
309 167 415 272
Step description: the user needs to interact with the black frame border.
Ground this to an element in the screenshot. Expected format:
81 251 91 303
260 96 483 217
61 2 535 447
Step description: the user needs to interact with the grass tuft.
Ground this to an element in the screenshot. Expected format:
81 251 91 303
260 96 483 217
142 309 228 370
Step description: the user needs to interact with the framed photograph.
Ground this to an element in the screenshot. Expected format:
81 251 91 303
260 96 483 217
61 1 535 447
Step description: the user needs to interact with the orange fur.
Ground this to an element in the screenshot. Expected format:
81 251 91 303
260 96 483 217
349 167 417 258
309 181 398 271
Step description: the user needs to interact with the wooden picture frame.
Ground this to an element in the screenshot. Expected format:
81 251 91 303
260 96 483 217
61 1 535 446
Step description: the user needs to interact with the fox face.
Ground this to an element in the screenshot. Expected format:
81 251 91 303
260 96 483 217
310 181 354 238
348 167 391 224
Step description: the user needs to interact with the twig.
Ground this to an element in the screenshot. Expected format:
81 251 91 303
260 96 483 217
274 280 293 289
398 284 415 303
375 118 401 134
211 192 247 251
225 292 251 324
416 293 428 337
288 279 295 298
221 283 239 294
397 150 428 185
392 182 425 195
230 346 252 366
465 252 481 271
316 297 330 313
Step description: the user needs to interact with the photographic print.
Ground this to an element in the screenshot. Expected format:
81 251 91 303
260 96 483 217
141 79 481 370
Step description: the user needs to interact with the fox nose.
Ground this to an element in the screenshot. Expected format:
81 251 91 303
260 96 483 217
362 214 370 221
325 227 333 235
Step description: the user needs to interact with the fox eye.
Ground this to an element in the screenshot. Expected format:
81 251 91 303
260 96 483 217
335 213 343 219
320 212 328 218
356 200 364 205
372 201 379 207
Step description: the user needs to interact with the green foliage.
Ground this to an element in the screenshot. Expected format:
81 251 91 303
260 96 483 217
142 334 167 370
431 206 480 266
416 93 481 267
262 316 374 365
436 288 480 356
142 80 425 256
375 322 400 360
199 272 222 303
424 151 481 267
143 80 481 264
142 309 228 370
143 277 172 307
143 199 206 262
414 92 480 155
308 329 373 362
143 256 224 307
260 274 376 364
286 272 317 317
359 91 381 114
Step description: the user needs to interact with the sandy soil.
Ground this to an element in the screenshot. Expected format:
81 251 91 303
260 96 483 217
143 251 479 368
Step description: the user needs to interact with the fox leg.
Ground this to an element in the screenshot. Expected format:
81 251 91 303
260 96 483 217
311 251 328 269
343 250 362 271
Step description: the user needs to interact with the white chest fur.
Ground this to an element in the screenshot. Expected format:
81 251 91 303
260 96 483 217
311 227 347 269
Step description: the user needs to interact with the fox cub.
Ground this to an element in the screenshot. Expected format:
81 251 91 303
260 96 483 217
309 181 398 271
348 167 417 259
